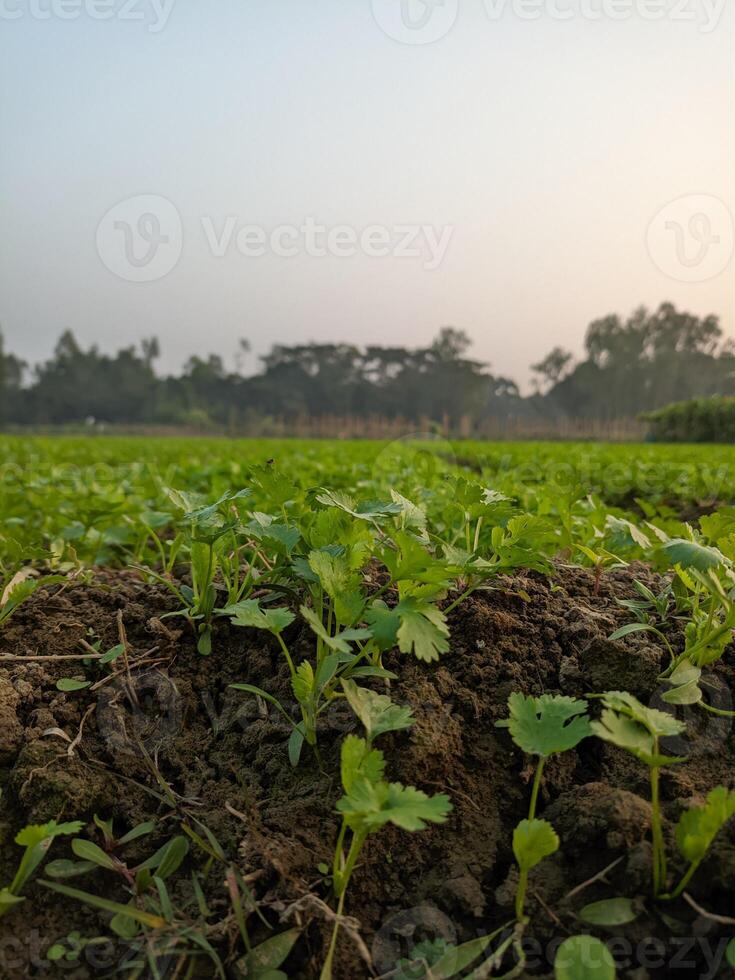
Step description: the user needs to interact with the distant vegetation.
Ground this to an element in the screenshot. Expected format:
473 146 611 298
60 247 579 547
2 302 734 432
644 396 735 443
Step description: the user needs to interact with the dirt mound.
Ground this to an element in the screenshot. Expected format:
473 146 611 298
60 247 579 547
1 564 734 978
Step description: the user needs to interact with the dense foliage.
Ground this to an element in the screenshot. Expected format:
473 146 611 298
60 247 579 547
644 396 735 443
2 301 733 430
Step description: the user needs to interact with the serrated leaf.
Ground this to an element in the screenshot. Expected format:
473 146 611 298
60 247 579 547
337 780 452 833
315 489 401 521
496 693 590 757
340 735 385 795
579 897 637 926
300 604 371 654
513 819 559 872
223 598 294 634
341 680 414 743
590 709 683 767
394 597 449 662
675 786 735 864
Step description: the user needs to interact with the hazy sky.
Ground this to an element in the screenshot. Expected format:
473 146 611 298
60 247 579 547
1 0 733 389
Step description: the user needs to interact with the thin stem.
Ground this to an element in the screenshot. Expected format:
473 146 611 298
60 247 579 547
473 516 484 553
444 585 476 616
322 829 366 979
515 869 529 923
276 633 296 678
529 757 545 820
665 859 700 900
650 753 666 897
320 890 346 980
699 700 735 718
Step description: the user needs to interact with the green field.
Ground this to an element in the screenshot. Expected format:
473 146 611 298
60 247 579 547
1 436 735 979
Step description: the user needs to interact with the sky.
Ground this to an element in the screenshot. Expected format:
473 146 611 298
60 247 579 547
1 0 733 390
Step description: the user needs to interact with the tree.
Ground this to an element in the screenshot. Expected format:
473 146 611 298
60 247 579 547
531 347 573 392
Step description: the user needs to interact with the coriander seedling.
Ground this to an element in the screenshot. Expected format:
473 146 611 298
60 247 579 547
590 691 685 897
496 693 590 922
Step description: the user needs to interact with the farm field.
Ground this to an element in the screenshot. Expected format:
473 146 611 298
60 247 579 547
2 435 735 979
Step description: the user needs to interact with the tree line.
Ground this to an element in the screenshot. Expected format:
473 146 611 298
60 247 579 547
1 302 733 430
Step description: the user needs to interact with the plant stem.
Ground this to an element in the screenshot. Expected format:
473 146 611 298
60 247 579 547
515 868 529 923
321 828 366 979
444 585 476 616
276 634 296 678
650 752 666 897
665 859 700 900
529 757 545 821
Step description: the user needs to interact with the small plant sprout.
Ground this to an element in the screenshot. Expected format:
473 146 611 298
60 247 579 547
0 806 82 918
664 786 735 899
589 691 686 897
321 734 452 979
496 693 591 923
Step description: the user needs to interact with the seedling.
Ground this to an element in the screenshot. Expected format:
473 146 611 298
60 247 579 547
496 693 590 922
589 691 685 896
321 734 452 979
0 569 65 626
664 785 735 899
0 804 82 918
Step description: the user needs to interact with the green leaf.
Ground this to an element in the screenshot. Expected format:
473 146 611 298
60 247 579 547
44 859 97 879
340 735 385 795
56 678 92 692
300 604 371 654
513 818 559 872
496 693 590 757
425 933 496 979
589 691 686 766
341 680 414 743
118 821 156 846
100 643 125 665
395 597 449 663
727 938 735 968
39 880 165 929
315 489 401 521
555 935 616 980
675 786 735 864
288 725 305 768
365 600 400 651
662 659 702 705
71 839 118 871
608 622 661 642
337 780 452 833
578 897 637 926
143 836 189 880
238 927 301 976
660 539 726 571
224 598 295 634
229 683 295 727
0 888 24 913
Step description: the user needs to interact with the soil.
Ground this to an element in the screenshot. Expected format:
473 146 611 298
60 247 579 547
1 564 734 980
